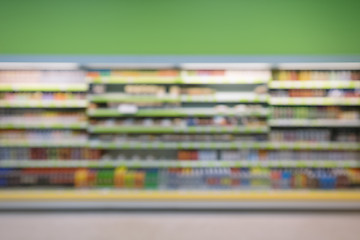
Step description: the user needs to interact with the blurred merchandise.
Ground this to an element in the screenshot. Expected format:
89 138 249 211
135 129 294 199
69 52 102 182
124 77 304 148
0 66 358 193
0 167 359 190
273 70 360 81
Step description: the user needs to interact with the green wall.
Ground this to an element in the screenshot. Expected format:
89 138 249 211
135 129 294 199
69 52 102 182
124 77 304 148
1 0 359 54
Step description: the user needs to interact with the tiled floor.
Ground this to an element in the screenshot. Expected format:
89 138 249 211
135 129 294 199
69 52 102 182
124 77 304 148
0 212 359 240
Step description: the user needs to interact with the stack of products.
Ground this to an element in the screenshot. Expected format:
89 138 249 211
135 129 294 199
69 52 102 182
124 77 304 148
104 102 180 109
183 70 271 81
91 117 266 127
0 168 76 187
177 150 218 161
0 92 86 101
0 148 101 160
0 130 87 142
0 109 86 124
176 150 267 161
92 85 262 97
87 70 179 80
95 149 359 162
87 70 271 82
273 70 360 81
270 129 359 142
271 107 359 119
0 70 85 83
271 89 360 98
92 134 267 143
1 168 360 189
123 85 215 97
267 150 359 161
160 168 360 189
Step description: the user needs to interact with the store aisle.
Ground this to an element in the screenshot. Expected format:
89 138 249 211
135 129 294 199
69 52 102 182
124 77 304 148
0 212 359 240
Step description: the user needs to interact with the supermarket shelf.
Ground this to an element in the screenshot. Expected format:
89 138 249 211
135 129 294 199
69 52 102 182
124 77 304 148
0 100 88 108
0 83 88 92
0 160 358 168
270 97 360 106
269 119 360 127
269 81 360 89
0 122 87 130
89 94 179 103
87 108 269 117
88 141 360 150
0 190 360 202
0 141 87 148
89 125 269 134
180 95 268 103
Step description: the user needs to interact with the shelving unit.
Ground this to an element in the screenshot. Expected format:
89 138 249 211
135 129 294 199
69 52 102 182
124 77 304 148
87 69 270 165
267 68 360 202
0 68 90 173
0 59 359 209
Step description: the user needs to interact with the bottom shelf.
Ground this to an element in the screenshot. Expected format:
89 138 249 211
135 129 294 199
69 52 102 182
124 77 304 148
0 189 359 201
1 190 360 210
